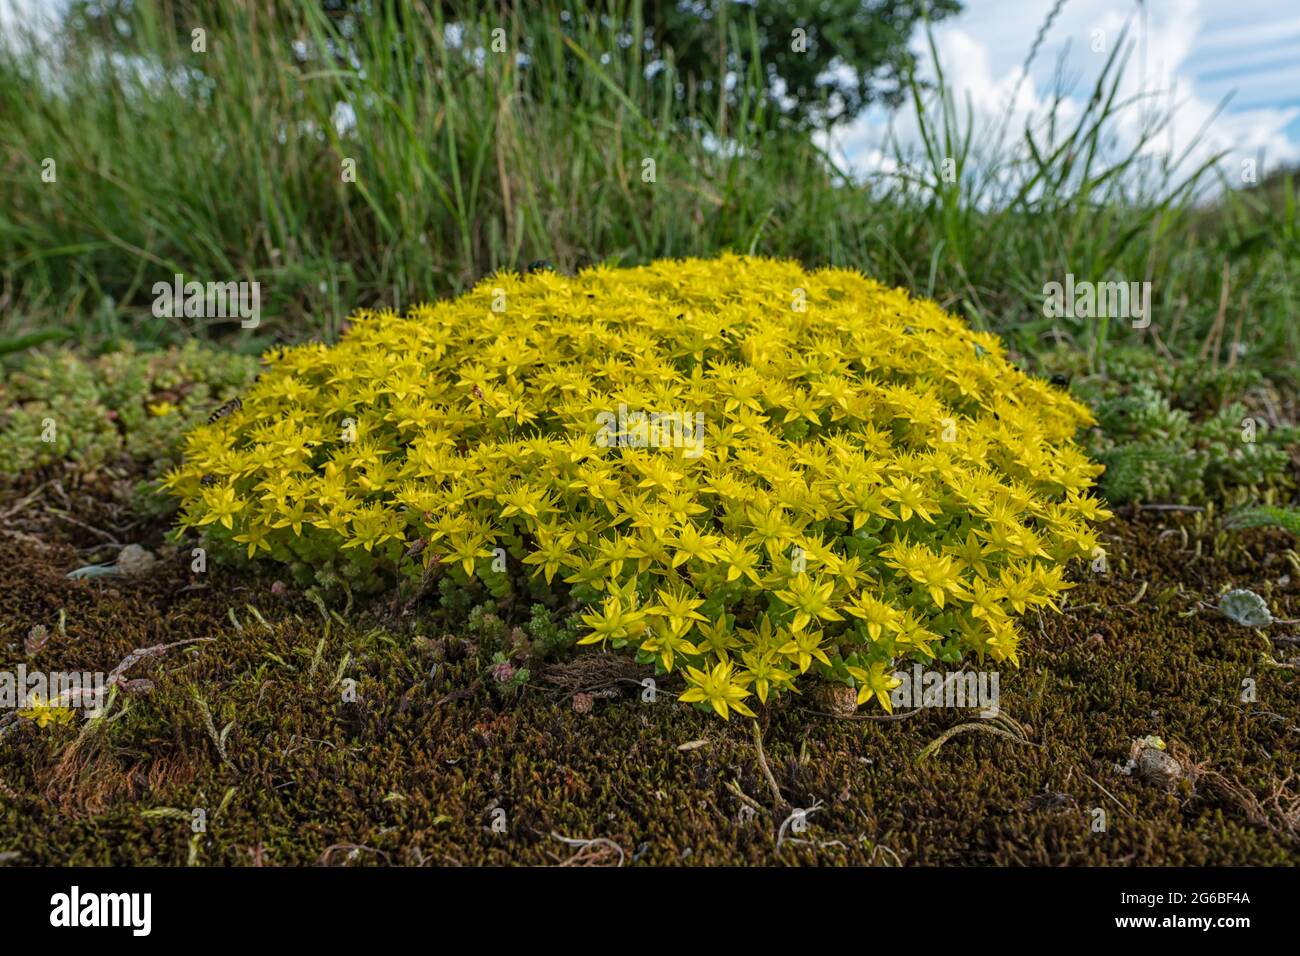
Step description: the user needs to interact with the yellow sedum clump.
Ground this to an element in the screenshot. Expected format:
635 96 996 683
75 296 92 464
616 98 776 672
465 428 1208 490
165 254 1110 717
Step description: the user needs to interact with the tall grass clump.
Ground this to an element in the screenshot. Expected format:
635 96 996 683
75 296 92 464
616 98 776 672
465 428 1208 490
0 0 1295 373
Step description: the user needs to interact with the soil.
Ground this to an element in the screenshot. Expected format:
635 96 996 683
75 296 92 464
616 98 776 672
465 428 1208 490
1 475 1298 866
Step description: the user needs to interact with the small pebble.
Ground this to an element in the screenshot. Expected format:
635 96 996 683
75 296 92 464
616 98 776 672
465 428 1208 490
116 544 156 577
814 683 858 717
1135 747 1184 791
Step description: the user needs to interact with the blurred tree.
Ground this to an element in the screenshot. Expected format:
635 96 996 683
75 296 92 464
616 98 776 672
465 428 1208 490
639 0 962 127
62 0 961 129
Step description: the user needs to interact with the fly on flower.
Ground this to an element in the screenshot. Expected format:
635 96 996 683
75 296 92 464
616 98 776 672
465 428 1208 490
206 397 242 423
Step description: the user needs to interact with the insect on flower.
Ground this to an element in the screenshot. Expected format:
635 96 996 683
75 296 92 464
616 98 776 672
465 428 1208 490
207 397 242 423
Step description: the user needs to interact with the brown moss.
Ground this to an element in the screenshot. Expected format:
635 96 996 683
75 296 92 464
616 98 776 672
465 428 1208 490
1 509 1299 866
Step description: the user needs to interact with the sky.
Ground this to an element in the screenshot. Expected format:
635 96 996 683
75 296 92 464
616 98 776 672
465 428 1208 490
4 0 1297 183
817 0 1300 184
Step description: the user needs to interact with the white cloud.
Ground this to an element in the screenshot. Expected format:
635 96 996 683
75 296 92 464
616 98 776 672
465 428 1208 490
818 0 1300 192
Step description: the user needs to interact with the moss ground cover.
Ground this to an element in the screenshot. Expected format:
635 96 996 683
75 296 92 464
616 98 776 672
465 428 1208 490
1 507 1297 865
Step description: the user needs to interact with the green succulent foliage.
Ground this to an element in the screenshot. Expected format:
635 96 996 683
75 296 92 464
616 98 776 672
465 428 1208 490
0 342 258 476
1050 347 1299 505
467 604 508 644
526 603 580 659
437 574 477 619
1219 588 1272 628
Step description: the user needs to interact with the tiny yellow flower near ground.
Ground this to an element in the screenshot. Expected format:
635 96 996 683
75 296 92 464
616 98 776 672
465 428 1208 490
18 693 76 728
168 254 1110 717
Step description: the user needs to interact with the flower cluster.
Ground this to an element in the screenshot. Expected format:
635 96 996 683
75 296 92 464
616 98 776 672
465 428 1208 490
164 254 1109 716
